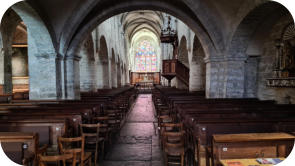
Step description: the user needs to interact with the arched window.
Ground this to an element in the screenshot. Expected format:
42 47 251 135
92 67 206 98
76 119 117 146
135 40 157 72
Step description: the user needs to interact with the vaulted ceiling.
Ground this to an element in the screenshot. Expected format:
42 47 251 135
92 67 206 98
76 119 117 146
121 10 164 41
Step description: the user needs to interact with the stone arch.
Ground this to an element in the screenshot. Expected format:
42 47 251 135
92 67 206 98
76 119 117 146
240 3 295 102
99 36 109 62
1 2 59 99
178 36 189 68
228 1 290 58
0 9 21 94
79 34 96 92
190 35 206 91
97 35 110 89
65 1 220 64
111 49 117 88
224 1 293 99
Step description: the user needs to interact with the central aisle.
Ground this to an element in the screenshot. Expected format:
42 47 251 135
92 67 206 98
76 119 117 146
103 94 164 166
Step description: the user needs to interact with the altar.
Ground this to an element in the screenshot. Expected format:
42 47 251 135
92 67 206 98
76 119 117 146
130 72 160 85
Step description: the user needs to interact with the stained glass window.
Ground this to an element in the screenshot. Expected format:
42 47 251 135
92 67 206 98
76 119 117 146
135 40 157 72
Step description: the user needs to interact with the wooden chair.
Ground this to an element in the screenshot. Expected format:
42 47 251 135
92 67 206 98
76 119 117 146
160 123 183 149
162 131 185 166
80 123 100 166
105 109 122 131
160 123 183 136
58 136 91 166
157 106 170 116
158 115 174 128
92 116 111 157
38 153 76 166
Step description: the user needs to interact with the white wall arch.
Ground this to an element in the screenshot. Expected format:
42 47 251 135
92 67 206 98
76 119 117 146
79 34 96 92
97 35 110 89
129 30 161 72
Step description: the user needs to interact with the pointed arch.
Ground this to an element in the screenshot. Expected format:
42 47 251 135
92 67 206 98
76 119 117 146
190 35 206 91
97 35 110 89
178 36 189 67
79 34 96 92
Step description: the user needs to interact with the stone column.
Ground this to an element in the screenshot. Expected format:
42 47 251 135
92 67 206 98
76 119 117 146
29 53 61 100
97 61 110 89
189 61 205 91
108 60 112 89
117 63 121 88
80 56 96 92
111 63 118 88
244 56 259 98
3 47 13 94
225 57 247 98
205 56 248 98
204 57 227 98
63 56 81 100
125 69 130 85
0 48 12 94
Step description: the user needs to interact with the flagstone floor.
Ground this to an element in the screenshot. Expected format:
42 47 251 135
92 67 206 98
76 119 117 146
101 94 164 166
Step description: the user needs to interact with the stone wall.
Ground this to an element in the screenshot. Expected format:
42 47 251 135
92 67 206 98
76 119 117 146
257 15 295 104
79 35 96 92
95 15 127 88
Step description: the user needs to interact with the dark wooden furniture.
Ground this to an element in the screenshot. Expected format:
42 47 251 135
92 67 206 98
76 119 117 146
162 59 189 86
212 133 295 166
0 119 67 149
0 86 137 166
152 85 295 166
80 123 101 166
163 131 185 166
130 72 160 85
0 132 38 166
38 153 77 166
58 136 92 166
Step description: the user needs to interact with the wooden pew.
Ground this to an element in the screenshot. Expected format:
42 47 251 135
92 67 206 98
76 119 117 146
0 94 12 103
0 119 67 149
0 86 136 163
0 132 38 166
152 87 295 166
0 113 82 136
185 117 295 166
0 106 93 122
212 133 295 166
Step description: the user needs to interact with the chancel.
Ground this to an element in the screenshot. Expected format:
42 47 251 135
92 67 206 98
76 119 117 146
0 1 295 166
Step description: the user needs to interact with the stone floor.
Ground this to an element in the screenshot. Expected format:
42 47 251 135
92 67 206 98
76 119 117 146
101 94 164 166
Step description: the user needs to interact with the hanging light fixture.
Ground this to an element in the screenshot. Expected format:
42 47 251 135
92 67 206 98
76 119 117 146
160 16 177 44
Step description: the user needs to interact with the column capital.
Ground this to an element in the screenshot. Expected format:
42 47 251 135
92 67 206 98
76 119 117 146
56 54 64 60
64 55 81 61
204 56 247 63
